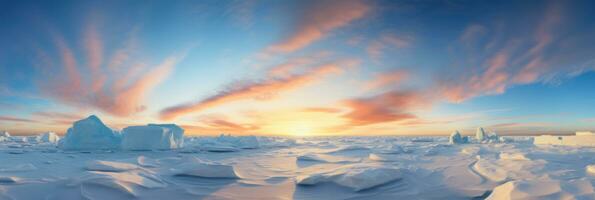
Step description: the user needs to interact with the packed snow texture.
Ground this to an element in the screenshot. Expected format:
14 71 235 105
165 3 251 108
1 126 594 199
59 115 121 150
488 180 594 199
121 125 183 150
85 160 139 172
297 164 403 191
172 157 239 178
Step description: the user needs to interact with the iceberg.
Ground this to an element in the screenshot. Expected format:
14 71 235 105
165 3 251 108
449 130 468 144
148 124 184 148
476 127 487 142
534 132 595 147
121 125 184 150
1 131 9 137
59 115 121 150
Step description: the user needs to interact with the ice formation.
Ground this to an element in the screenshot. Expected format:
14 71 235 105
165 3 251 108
193 134 262 152
297 164 403 191
85 160 139 172
121 125 184 150
487 180 594 199
1 131 9 137
172 157 240 178
37 132 60 143
476 127 487 141
449 130 468 144
534 131 595 147
59 115 121 150
148 124 184 148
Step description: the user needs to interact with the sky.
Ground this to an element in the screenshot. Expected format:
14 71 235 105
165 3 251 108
1 0 595 136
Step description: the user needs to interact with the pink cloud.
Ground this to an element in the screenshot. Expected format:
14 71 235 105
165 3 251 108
341 90 430 126
38 24 184 117
367 33 413 61
0 116 38 123
363 69 409 91
267 0 370 53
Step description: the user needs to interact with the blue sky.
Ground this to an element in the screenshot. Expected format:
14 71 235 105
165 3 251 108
1 0 594 136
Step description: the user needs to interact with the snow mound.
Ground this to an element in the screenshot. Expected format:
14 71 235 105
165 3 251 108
297 153 360 163
368 153 401 162
0 136 6 142
37 132 60 143
376 144 410 154
121 125 184 150
86 160 139 172
488 179 594 200
449 130 468 144
79 171 166 197
59 115 121 150
499 152 530 161
0 176 21 184
0 164 37 172
587 165 595 175
136 156 159 168
296 164 403 191
172 157 240 179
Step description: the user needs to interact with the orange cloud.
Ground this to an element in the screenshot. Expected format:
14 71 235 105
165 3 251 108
160 61 350 120
0 116 38 123
341 90 429 126
267 0 370 53
301 107 343 113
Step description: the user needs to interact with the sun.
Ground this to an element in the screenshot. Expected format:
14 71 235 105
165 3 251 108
289 123 313 137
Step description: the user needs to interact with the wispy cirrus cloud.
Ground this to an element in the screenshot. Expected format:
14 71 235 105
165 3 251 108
366 33 413 61
0 116 38 123
37 21 185 117
340 90 430 126
160 59 356 120
437 1 594 103
363 69 409 91
266 0 370 54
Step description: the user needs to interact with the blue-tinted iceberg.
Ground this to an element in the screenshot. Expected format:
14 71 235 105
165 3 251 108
59 115 121 150
121 125 184 150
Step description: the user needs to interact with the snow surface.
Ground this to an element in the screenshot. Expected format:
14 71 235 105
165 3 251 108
534 132 595 147
0 134 594 199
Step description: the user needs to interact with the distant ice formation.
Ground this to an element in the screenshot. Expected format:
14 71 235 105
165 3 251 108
449 130 468 144
59 115 121 150
1 131 10 137
37 132 60 143
534 131 595 147
476 127 487 141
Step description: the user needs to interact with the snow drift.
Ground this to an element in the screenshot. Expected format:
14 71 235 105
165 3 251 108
296 164 403 191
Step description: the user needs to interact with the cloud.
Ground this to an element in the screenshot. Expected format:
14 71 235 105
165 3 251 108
37 23 184 117
160 60 353 120
266 0 370 53
340 90 430 126
301 107 343 113
367 33 413 61
437 1 594 103
0 116 38 123
363 69 409 90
